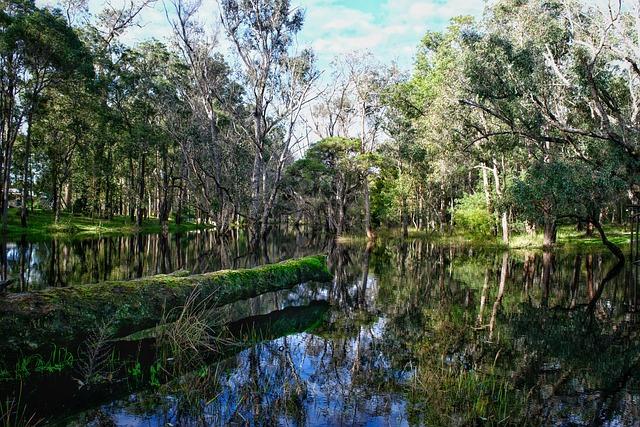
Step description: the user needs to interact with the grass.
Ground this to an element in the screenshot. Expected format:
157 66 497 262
0 208 212 240
407 363 527 425
0 345 74 382
365 224 631 251
0 385 42 427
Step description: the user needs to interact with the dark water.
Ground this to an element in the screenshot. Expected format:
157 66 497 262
1 232 639 426
0 231 325 291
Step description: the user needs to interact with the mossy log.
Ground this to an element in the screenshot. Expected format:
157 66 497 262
0 255 332 355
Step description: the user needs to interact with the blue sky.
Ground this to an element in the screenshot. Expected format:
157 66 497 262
40 0 487 70
295 0 486 69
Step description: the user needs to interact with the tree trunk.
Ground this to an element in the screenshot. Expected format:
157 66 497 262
336 186 346 237
175 181 184 226
129 156 135 223
158 149 171 232
137 153 146 228
104 147 113 220
500 211 509 244
492 160 509 244
0 255 332 356
52 169 60 223
363 178 374 240
543 214 556 247
592 220 624 263
481 164 496 236
20 111 34 227
585 221 594 237
401 195 409 239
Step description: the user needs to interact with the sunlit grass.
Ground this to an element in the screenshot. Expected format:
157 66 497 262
1 208 212 240
362 224 630 251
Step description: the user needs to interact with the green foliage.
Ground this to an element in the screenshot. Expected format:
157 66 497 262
0 345 74 380
507 159 626 224
286 137 365 233
129 361 143 382
454 192 494 237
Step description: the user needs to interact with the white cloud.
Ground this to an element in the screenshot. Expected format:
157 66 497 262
37 0 486 71
296 0 485 71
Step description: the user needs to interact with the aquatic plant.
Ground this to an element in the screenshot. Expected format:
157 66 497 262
0 346 75 381
156 287 231 374
75 320 115 388
0 386 42 427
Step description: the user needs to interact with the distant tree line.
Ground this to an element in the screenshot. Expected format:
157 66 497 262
1 0 318 247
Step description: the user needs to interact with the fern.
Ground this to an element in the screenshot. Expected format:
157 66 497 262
74 319 115 388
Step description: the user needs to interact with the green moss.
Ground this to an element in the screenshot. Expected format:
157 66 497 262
0 255 332 357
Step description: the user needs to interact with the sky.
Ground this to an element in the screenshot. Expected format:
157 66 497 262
40 0 487 71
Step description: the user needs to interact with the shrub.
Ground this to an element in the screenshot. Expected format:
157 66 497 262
454 192 493 237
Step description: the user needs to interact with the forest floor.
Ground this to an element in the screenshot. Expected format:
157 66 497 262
370 224 631 252
0 209 211 240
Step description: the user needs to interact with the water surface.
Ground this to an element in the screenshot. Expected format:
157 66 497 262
1 233 638 426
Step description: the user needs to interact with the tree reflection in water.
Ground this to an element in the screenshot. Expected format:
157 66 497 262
7 233 639 426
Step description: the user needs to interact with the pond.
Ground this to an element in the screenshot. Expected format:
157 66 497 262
0 231 326 291
1 232 638 426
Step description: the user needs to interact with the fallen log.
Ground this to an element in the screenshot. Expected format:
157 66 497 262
0 255 332 355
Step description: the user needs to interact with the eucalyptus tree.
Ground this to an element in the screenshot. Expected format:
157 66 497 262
76 0 157 220
167 0 251 233
457 0 637 251
0 0 92 229
397 18 506 236
308 62 357 140
219 0 320 244
338 52 390 240
509 157 627 260
286 137 364 235
115 41 181 228
380 76 428 238
31 76 99 222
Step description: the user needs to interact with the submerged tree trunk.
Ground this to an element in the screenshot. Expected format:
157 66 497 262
0 255 332 355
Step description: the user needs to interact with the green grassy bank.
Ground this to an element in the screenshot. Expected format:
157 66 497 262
1 209 212 240
347 224 631 251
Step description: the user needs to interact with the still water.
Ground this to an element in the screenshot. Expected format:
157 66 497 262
1 231 638 426
0 231 325 291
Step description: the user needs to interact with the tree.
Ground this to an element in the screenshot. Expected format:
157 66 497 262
0 0 92 229
286 137 364 236
219 0 319 244
509 157 626 258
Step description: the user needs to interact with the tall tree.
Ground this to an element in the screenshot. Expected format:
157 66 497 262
219 0 319 244
0 0 91 229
